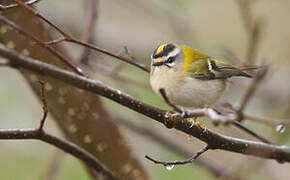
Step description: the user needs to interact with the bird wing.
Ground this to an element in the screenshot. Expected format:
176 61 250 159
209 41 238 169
186 56 256 80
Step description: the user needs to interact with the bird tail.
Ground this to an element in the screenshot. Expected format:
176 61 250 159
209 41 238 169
215 65 258 78
235 65 258 78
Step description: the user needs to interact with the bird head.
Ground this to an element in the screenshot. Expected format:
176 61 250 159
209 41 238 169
151 43 197 74
151 43 183 71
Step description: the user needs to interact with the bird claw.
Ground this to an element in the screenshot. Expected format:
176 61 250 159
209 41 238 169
171 108 207 129
195 121 206 128
186 117 206 129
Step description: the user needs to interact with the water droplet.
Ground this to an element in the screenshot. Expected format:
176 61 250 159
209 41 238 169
76 67 83 73
165 164 174 171
276 124 286 133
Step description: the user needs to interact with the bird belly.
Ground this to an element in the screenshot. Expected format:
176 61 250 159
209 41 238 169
171 77 226 107
150 70 226 108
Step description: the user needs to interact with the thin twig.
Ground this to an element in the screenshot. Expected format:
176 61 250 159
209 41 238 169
79 0 98 65
118 118 243 180
1 45 289 163
0 91 118 180
95 65 150 89
69 39 150 72
145 145 210 166
0 0 39 10
38 80 48 131
123 46 138 62
159 88 182 113
11 1 150 73
13 0 68 38
233 122 271 144
45 38 66 45
0 66 118 178
238 65 269 114
89 46 149 89
0 129 119 180
0 15 85 76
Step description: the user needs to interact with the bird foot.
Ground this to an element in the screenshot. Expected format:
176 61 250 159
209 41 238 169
186 117 206 128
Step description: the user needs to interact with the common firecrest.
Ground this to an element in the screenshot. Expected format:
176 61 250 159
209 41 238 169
150 43 255 108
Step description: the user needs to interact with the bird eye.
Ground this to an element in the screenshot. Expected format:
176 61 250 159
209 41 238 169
167 57 175 63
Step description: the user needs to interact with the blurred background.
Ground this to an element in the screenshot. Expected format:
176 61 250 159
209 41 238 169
0 0 290 179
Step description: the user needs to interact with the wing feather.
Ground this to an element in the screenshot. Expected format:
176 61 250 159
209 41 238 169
186 56 256 80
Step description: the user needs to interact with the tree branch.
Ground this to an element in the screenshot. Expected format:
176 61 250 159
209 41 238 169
0 74 119 179
0 0 39 10
0 14 84 76
1 44 290 163
6 1 150 73
160 87 271 144
117 118 243 180
0 129 119 179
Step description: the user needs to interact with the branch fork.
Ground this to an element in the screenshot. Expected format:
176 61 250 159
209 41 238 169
0 72 119 180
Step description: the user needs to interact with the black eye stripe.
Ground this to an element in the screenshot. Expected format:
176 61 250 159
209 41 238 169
152 61 164 66
152 55 178 67
165 54 178 64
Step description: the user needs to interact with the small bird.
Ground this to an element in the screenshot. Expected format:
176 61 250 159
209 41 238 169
150 43 256 109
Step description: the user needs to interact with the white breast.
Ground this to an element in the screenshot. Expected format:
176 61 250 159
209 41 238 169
150 67 226 108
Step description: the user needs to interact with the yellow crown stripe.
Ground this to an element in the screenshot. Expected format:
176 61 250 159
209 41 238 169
156 44 167 54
